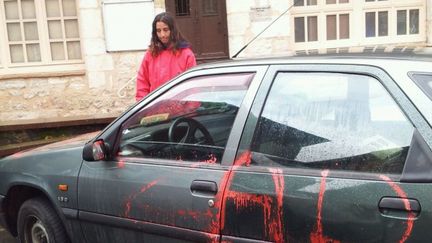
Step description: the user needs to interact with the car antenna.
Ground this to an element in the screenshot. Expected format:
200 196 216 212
231 0 301 59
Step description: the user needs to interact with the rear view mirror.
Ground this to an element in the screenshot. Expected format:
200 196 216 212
83 140 108 161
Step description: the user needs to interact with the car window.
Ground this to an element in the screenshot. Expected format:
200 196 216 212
409 72 432 101
118 73 255 163
250 72 414 174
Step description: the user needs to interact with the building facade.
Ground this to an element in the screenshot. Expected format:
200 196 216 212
0 0 431 125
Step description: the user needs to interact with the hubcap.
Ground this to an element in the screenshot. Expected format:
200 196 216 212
25 216 49 243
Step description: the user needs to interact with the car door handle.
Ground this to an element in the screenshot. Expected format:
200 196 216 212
190 180 218 196
379 197 421 214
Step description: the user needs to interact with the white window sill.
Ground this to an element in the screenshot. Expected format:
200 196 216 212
0 63 86 80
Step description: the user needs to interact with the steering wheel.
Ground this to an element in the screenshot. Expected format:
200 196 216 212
168 117 214 146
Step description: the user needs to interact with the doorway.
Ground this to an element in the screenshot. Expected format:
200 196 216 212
165 0 230 61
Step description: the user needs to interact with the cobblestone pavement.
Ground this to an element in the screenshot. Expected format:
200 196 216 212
0 226 17 243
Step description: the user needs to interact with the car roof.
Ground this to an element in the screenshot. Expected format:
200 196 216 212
195 53 432 70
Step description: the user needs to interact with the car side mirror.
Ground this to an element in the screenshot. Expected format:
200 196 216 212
83 139 109 161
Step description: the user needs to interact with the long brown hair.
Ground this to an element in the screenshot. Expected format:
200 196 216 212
148 12 189 57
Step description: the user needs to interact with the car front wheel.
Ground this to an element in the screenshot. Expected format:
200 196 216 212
17 197 69 243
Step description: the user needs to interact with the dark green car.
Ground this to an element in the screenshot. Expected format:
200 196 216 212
1 56 432 243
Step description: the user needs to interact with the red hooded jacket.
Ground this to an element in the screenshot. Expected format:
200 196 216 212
135 47 196 101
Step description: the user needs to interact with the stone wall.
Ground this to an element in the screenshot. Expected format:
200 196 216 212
0 52 143 122
226 0 292 58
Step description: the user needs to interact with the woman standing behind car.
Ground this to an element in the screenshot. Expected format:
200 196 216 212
135 12 197 101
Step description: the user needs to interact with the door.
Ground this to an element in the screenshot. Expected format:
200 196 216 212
221 65 432 242
76 68 265 242
165 0 229 61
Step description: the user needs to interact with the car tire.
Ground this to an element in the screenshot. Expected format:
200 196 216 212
17 197 69 243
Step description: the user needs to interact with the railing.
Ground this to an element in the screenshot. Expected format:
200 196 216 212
117 75 136 98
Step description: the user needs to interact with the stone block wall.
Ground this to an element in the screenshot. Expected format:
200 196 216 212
0 53 143 122
226 0 292 58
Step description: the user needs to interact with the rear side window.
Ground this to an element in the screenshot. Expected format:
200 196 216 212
250 72 414 174
409 72 432 101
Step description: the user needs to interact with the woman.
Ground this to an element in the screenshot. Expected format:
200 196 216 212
135 12 197 101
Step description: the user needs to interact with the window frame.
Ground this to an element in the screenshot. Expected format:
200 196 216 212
396 8 420 36
235 63 432 180
326 13 350 40
0 0 84 78
293 15 319 43
365 10 388 37
408 72 432 101
106 65 269 167
294 0 318 7
116 72 257 164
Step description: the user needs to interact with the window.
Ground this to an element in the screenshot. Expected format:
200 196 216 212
1 0 82 67
326 14 349 40
175 0 190 16
326 0 349 4
409 72 432 101
397 9 419 35
294 0 317 7
294 16 318 42
202 0 217 16
249 72 414 174
46 0 81 60
365 11 388 37
118 73 255 163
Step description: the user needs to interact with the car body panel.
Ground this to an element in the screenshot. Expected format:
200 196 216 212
222 168 432 242
0 132 98 241
78 160 226 242
220 62 432 242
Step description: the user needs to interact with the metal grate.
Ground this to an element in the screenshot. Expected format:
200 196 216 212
175 0 190 16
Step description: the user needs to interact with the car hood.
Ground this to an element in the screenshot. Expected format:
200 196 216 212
0 131 100 204
2 131 100 161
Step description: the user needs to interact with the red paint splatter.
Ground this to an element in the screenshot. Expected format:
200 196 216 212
176 209 212 221
227 191 275 236
202 154 218 164
211 164 233 234
310 170 340 243
202 232 219 243
211 150 286 242
117 159 125 168
217 150 252 232
10 152 25 159
124 180 158 217
269 168 285 242
233 150 252 167
380 175 415 243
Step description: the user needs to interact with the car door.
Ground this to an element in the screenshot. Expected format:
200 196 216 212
221 64 432 242
77 66 268 243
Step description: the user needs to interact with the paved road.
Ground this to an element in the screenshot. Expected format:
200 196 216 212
0 226 17 243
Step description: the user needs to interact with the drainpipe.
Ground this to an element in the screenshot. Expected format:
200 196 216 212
428 0 432 46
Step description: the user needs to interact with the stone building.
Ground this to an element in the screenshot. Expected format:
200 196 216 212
0 0 431 126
